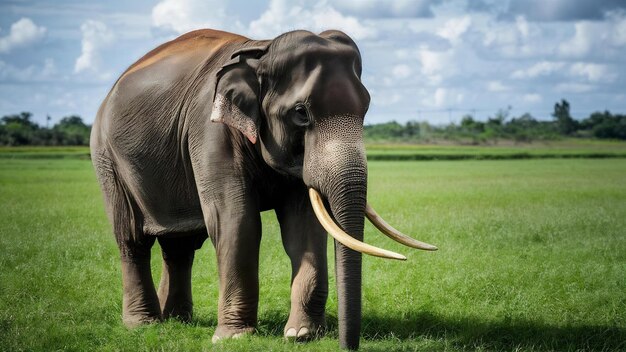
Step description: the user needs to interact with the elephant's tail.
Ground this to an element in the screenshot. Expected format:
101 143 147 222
92 149 144 252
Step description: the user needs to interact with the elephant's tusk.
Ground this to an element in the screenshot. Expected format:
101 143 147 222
308 188 407 261
365 203 438 251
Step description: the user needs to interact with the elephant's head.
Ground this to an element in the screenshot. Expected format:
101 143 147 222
210 30 437 349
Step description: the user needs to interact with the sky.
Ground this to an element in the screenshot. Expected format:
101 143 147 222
1 0 625 126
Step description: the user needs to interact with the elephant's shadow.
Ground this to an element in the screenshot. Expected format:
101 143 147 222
194 310 625 350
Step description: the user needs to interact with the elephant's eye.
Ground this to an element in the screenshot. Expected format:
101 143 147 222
293 105 311 127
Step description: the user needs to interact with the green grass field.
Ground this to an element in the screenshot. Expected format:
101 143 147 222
1 156 625 351
2 139 626 161
0 146 91 159
366 139 626 160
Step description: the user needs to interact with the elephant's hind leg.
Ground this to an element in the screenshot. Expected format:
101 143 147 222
120 237 161 327
276 189 329 341
157 234 206 322
116 215 160 327
93 152 161 327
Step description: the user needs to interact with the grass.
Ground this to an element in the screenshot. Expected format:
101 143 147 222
0 157 625 351
0 146 90 159
2 139 626 161
366 139 626 160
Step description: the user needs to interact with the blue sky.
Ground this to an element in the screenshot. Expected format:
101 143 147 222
1 0 625 125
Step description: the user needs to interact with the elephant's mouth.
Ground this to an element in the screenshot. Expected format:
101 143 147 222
308 188 437 259
271 154 304 178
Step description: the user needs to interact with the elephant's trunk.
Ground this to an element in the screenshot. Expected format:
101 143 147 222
303 117 368 349
326 170 366 350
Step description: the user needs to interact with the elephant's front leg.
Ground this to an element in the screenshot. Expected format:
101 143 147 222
209 201 262 343
276 188 328 341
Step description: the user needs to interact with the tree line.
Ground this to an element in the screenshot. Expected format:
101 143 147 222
0 112 91 146
365 100 626 143
1 100 625 146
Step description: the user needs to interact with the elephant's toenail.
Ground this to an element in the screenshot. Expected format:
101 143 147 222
297 327 310 338
285 328 297 339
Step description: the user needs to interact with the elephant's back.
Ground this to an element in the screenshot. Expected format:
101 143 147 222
121 29 247 80
95 29 247 150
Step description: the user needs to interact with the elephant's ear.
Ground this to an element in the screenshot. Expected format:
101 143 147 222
210 44 268 144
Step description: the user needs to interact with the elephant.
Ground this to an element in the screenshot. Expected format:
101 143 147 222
90 28 437 350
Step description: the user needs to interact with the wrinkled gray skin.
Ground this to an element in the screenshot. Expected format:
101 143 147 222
91 28 370 350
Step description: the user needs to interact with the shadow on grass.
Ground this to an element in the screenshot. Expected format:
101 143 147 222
361 311 625 351
195 310 625 350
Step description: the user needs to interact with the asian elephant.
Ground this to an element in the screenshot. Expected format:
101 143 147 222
91 28 436 350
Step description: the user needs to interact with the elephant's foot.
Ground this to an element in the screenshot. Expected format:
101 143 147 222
122 294 162 328
212 325 255 343
122 312 161 328
120 256 161 328
284 313 325 342
160 301 193 323
159 287 193 322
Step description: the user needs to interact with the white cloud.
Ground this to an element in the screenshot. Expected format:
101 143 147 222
523 93 542 103
559 21 594 57
512 61 617 83
417 46 454 84
334 0 440 18
511 61 566 79
391 64 412 79
516 16 529 39
611 15 626 46
395 48 411 59
437 16 471 44
151 0 236 34
152 0 394 39
373 91 403 107
487 80 510 92
555 82 595 93
569 62 616 82
501 0 625 22
74 20 114 76
0 18 46 54
480 15 541 57
423 87 463 108
248 0 375 40
434 88 447 107
42 58 56 77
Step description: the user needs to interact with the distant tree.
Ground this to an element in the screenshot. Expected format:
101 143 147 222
405 120 420 137
0 112 93 146
457 115 484 143
53 115 91 145
480 108 510 144
488 107 510 126
460 115 485 133
418 121 433 140
460 115 474 127
580 111 626 140
0 112 40 145
364 121 406 140
1 112 38 128
510 112 536 125
552 99 578 135
503 113 529 142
